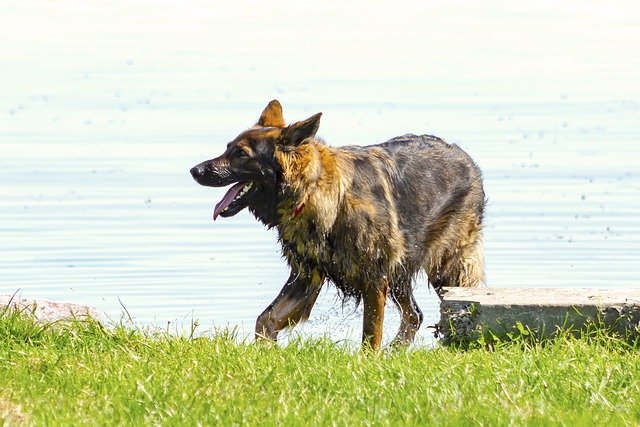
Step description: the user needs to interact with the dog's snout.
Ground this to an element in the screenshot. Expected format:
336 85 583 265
190 165 203 179
191 158 233 187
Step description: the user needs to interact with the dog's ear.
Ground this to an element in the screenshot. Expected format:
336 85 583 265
281 113 322 147
257 100 286 128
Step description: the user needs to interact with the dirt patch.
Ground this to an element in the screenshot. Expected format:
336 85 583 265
0 397 27 425
1 294 100 324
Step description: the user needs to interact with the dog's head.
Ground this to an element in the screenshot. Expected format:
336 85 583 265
190 100 322 221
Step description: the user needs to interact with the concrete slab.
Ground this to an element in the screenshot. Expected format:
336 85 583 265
0 294 100 324
438 287 640 345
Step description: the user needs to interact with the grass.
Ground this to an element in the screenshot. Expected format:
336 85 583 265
1 310 640 426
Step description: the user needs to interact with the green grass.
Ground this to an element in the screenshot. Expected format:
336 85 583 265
1 310 640 426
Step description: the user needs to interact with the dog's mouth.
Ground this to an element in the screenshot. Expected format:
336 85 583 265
213 181 256 220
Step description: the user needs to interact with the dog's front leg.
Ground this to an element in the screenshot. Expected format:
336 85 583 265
361 280 389 351
255 269 323 342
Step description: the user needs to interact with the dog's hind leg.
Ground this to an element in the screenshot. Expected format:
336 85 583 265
389 280 423 347
255 269 323 341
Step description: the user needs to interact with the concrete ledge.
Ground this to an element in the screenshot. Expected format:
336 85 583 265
438 287 640 345
0 294 100 324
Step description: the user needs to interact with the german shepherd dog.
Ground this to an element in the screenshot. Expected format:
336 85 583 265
190 100 485 350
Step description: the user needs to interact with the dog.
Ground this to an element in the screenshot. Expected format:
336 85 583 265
190 100 485 350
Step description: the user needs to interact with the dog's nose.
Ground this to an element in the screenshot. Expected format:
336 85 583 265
190 165 203 179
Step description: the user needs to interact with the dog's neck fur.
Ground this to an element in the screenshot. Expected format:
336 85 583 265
274 139 345 234
264 139 345 277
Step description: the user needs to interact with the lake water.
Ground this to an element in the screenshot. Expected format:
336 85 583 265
1 1 639 346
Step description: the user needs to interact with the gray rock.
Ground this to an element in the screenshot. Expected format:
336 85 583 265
438 287 640 345
0 294 100 324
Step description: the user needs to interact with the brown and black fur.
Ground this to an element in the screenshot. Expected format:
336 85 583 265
190 100 485 350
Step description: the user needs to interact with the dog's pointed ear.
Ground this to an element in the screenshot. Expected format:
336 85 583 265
257 100 286 128
281 113 322 147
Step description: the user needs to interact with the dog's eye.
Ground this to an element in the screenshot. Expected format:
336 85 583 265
234 148 249 158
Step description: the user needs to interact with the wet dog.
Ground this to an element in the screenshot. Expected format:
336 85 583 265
190 100 485 349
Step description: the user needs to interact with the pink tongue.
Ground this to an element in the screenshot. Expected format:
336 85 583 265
213 181 248 220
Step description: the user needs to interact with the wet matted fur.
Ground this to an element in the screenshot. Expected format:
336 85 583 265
190 100 485 350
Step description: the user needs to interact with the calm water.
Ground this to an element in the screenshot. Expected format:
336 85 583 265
1 1 639 345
